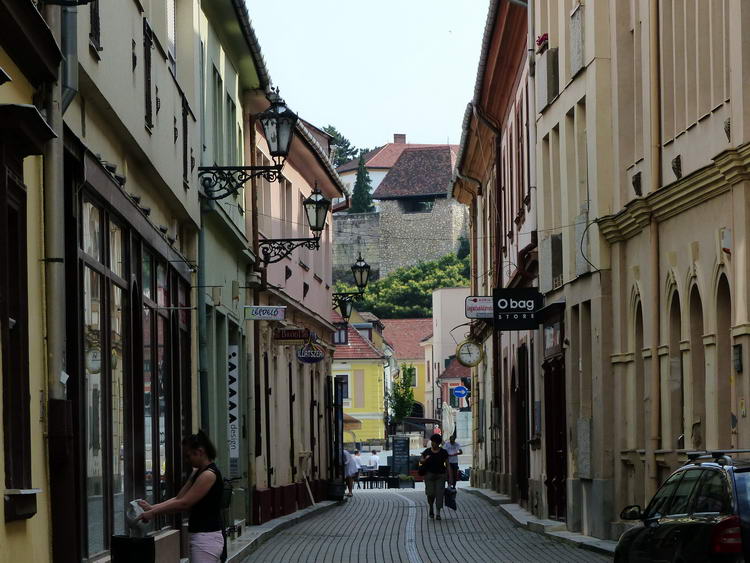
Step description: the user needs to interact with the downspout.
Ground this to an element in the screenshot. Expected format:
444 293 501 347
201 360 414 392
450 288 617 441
43 3 65 402
61 6 78 112
647 0 662 497
198 204 209 430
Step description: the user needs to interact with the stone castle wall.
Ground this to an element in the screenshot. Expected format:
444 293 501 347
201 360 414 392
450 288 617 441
379 197 467 277
332 212 381 283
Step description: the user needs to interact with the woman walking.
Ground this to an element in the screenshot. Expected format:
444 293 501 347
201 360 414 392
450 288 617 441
139 430 225 562
420 433 449 520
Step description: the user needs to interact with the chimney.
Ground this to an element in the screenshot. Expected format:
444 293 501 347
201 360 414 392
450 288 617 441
393 133 406 144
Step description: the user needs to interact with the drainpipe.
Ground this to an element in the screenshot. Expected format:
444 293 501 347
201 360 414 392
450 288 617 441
198 207 209 431
61 7 78 112
43 3 65 403
647 0 662 497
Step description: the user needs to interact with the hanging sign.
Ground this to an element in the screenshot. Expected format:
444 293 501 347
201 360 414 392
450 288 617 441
227 345 240 478
296 339 325 364
493 288 543 330
465 296 494 319
273 328 310 344
245 305 286 321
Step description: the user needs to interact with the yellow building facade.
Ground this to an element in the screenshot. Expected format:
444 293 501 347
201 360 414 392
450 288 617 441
333 311 387 443
0 3 61 561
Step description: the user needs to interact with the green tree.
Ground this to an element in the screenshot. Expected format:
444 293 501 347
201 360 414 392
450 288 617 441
387 367 416 431
323 125 358 167
348 154 374 213
334 253 470 318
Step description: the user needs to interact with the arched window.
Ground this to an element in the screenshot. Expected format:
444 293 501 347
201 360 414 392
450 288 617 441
716 275 732 448
635 302 645 449
689 286 705 449
668 292 684 449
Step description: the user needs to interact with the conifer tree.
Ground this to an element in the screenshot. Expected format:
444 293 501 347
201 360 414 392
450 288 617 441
349 153 374 213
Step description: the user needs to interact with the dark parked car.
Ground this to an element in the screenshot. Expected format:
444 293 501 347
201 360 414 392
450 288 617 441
616 451 750 562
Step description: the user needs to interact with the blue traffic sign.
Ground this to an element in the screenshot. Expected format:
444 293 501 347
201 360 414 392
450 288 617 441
452 385 468 398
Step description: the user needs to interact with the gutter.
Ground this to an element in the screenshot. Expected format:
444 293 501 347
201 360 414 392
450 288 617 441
296 120 346 197
230 0 271 91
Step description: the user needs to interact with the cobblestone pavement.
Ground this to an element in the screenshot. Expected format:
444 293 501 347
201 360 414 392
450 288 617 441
243 488 612 562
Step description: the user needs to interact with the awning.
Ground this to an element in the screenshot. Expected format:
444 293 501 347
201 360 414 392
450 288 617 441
343 413 361 431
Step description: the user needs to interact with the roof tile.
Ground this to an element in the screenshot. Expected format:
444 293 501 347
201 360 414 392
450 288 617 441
372 145 459 200
380 318 433 360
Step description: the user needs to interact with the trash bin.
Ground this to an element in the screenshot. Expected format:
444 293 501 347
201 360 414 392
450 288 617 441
111 535 155 563
110 500 155 563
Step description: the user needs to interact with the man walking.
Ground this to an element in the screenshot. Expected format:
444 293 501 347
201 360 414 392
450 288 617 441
444 435 463 488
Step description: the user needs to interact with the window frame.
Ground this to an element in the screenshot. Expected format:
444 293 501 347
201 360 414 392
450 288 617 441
0 158 31 490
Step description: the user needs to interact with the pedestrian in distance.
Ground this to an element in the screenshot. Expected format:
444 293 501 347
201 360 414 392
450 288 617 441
353 449 363 488
369 449 380 470
138 429 226 562
344 450 358 497
419 433 449 520
444 434 463 488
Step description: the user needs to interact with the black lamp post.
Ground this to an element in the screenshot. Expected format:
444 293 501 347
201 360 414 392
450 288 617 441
198 89 297 200
258 185 331 264
351 253 371 291
333 253 371 319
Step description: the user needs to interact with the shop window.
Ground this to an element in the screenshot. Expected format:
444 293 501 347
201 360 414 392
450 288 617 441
77 191 190 556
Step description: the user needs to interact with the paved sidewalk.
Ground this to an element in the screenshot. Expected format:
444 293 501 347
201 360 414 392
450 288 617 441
243 488 612 562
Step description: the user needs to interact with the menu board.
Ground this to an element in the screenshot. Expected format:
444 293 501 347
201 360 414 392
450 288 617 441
392 437 410 476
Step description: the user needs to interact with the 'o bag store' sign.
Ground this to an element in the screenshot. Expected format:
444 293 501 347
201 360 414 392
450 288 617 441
493 288 543 330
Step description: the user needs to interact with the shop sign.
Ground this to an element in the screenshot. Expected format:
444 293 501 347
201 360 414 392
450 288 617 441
296 340 325 364
273 328 310 344
227 345 240 477
544 320 563 358
465 296 493 319
245 305 286 321
493 288 543 330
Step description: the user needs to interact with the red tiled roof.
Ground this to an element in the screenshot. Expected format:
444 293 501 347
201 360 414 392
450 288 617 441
439 357 471 380
334 324 385 360
336 142 451 173
372 145 459 200
380 318 433 360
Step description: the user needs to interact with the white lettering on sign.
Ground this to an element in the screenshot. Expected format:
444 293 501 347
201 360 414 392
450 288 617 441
227 345 240 477
245 306 287 321
496 298 536 311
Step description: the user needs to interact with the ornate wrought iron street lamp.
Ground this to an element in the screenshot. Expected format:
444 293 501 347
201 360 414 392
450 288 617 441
198 89 297 200
333 253 371 320
258 185 331 265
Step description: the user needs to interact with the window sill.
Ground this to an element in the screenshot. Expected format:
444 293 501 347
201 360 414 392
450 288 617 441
298 260 310 271
313 274 322 283
4 488 42 522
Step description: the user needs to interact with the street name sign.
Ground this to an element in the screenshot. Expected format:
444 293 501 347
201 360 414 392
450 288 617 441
245 305 286 321
465 296 493 319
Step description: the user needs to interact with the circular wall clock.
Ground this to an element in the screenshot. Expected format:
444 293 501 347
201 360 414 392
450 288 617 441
456 339 484 367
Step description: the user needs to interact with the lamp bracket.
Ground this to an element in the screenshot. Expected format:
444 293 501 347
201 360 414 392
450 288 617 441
198 164 283 200
259 237 320 265
332 291 364 309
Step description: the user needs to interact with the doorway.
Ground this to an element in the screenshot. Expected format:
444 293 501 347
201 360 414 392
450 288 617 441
544 356 567 521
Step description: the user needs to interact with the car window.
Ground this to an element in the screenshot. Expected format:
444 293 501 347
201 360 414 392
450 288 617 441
692 470 731 514
646 471 684 518
667 469 703 515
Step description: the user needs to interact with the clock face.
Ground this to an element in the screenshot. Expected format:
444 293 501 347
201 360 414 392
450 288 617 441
457 341 483 367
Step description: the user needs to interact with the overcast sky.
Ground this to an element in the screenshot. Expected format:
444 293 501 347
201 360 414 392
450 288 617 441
245 0 489 151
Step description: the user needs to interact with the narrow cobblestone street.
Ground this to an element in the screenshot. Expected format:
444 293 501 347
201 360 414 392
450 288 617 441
244 488 612 562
